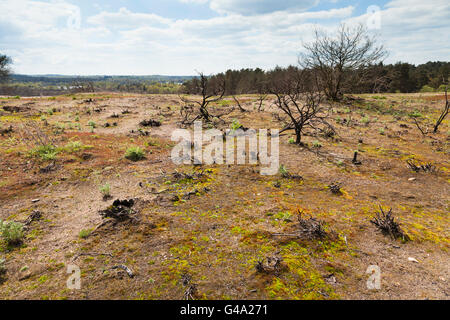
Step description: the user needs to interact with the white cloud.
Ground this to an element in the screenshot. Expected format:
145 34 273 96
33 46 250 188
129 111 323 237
0 0 448 75
210 0 319 15
343 0 450 64
179 0 209 4
87 7 172 29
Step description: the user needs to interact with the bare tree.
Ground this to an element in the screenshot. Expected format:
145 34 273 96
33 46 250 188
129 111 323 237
0 54 12 82
412 83 448 135
433 85 449 133
71 79 95 93
269 69 334 144
180 72 227 123
301 23 387 101
232 95 247 112
256 93 268 111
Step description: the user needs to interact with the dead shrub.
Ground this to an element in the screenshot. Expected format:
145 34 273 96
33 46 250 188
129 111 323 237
274 210 332 240
370 206 408 240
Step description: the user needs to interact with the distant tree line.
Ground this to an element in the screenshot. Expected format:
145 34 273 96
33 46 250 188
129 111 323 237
0 67 191 96
183 61 449 97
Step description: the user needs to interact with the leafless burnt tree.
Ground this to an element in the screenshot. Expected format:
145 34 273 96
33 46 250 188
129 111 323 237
300 23 387 101
433 85 449 133
269 69 334 144
232 95 247 112
180 72 227 124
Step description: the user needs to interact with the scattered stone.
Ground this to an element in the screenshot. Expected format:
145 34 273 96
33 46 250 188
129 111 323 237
408 257 419 263
31 199 40 203
408 178 416 181
324 274 337 285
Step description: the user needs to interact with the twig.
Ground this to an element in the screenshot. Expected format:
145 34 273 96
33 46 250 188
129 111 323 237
72 252 113 262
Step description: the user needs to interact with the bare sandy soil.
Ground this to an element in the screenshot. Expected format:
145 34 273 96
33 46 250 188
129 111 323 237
0 92 448 300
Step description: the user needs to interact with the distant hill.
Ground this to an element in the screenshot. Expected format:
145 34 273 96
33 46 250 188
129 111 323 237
11 74 195 85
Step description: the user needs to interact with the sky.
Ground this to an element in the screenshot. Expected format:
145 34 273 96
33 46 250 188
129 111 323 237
0 0 449 75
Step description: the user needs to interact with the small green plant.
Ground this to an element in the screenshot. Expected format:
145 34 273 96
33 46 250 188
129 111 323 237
0 220 24 246
125 146 145 161
99 183 111 199
74 116 80 122
312 140 322 148
379 128 385 135
408 110 423 118
46 107 57 115
146 138 160 147
279 165 289 177
230 119 242 131
87 120 96 132
78 229 92 239
64 141 84 153
361 116 370 124
33 144 58 161
288 137 295 144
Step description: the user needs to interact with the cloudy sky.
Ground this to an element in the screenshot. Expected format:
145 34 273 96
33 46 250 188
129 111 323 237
0 0 449 75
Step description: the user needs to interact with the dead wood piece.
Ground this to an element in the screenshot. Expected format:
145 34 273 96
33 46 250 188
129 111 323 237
281 171 303 180
24 210 42 227
255 255 283 275
3 105 30 113
352 151 362 165
172 170 207 181
99 199 136 221
181 273 197 300
111 265 134 278
139 119 162 127
39 161 59 173
406 160 435 173
0 125 13 135
328 182 342 195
